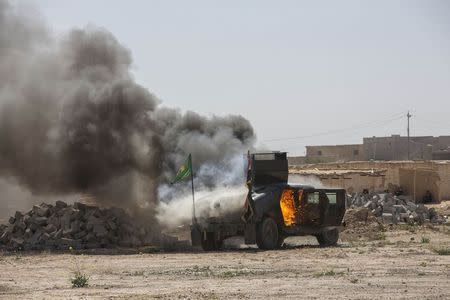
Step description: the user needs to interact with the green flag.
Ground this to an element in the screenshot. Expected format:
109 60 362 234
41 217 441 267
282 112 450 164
171 154 192 184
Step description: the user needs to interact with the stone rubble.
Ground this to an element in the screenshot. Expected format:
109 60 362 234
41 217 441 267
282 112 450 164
346 192 447 225
0 201 171 251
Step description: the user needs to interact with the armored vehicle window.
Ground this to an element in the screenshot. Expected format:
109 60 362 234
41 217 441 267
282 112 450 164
253 153 275 160
326 192 337 204
307 192 320 204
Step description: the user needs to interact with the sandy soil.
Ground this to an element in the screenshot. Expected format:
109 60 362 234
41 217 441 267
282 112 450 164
0 227 449 300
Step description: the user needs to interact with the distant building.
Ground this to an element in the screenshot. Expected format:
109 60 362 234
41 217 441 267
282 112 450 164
364 135 450 161
288 135 450 164
433 149 450 160
305 144 364 162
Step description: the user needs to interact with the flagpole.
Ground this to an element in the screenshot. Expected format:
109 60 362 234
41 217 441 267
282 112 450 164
189 154 196 224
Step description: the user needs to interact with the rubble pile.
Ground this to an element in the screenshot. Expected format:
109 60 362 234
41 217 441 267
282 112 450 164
347 192 447 225
0 201 165 251
342 207 385 241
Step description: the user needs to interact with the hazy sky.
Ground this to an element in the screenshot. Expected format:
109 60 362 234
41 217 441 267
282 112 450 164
27 0 450 155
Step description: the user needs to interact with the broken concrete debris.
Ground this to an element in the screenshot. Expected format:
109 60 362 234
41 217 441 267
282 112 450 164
347 192 447 225
0 202 170 251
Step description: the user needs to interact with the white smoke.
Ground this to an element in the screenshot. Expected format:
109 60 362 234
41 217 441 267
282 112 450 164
156 185 247 228
288 174 325 188
156 154 248 228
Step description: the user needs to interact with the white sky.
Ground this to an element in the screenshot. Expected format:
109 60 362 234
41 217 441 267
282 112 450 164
28 0 450 155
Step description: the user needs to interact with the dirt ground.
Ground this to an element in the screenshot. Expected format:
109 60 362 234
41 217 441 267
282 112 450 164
0 226 449 299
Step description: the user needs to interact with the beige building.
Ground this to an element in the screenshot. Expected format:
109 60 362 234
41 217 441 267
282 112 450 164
305 144 364 162
364 135 450 160
289 135 450 164
289 160 450 203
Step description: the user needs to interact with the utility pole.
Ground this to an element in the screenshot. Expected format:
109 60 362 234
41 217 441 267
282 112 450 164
407 111 412 160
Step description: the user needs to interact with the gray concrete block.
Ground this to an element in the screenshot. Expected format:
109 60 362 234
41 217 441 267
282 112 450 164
44 224 57 234
33 205 50 217
55 200 68 209
106 219 117 231
34 216 48 226
84 232 96 243
15 221 26 231
60 212 72 230
14 211 24 220
24 228 32 239
0 231 11 243
70 209 83 221
23 214 31 225
70 220 82 234
54 229 63 239
399 213 410 220
29 230 43 245
29 222 38 232
39 232 50 243
73 230 87 240
382 213 393 224
10 237 24 247
93 224 108 238
393 205 407 214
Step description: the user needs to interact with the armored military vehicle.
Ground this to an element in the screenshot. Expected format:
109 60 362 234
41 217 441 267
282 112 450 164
191 152 346 250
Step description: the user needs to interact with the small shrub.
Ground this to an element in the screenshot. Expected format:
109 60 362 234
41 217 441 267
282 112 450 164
419 262 427 267
130 270 145 276
376 232 386 240
350 278 358 284
71 271 89 288
421 237 430 244
433 248 450 256
314 270 343 277
407 224 417 233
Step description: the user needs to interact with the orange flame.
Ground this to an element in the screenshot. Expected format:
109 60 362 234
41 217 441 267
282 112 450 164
280 189 296 226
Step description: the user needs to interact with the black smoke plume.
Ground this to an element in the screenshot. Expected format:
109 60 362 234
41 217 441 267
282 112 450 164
0 0 255 210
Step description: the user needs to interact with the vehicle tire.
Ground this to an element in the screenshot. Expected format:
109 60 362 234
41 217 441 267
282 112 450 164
190 225 202 247
201 232 223 251
256 217 280 250
316 228 339 247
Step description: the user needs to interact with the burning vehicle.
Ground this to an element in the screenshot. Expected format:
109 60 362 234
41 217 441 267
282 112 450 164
191 152 346 250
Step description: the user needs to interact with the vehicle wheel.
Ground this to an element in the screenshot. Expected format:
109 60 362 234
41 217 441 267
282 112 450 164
190 225 202 247
316 228 339 247
201 232 223 251
256 217 280 250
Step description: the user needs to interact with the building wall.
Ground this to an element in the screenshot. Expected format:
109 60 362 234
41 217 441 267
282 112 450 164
297 135 450 163
317 174 386 195
437 162 450 201
290 160 450 202
433 151 450 160
398 168 439 203
305 144 364 162
288 156 308 165
436 136 450 150
363 135 450 161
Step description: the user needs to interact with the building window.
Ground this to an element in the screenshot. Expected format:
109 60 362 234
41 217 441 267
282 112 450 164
317 150 322 156
353 149 359 156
